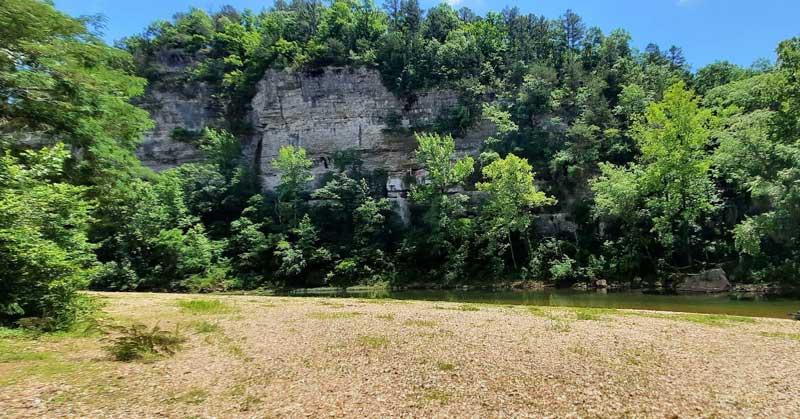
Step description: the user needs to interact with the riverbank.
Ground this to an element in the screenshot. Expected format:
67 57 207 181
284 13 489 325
2 292 799 418
270 286 800 319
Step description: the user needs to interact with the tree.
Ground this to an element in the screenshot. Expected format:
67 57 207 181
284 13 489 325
422 3 461 42
274 214 331 286
694 61 749 95
324 178 392 288
476 154 555 269
560 9 585 51
592 82 719 267
412 132 474 197
713 38 800 283
0 0 153 185
410 132 475 282
0 144 96 329
272 145 313 225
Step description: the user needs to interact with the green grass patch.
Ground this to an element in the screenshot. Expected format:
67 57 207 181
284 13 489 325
435 304 480 312
307 311 362 320
572 307 620 321
569 345 591 356
436 361 456 371
376 313 395 320
169 387 208 405
0 327 37 340
403 319 438 328
355 335 390 349
192 321 221 334
619 347 664 367
759 331 800 341
178 299 234 315
0 356 85 387
0 341 51 363
421 388 450 404
547 318 572 333
619 311 757 326
527 306 550 317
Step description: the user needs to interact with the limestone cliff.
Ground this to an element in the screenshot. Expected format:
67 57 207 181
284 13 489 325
135 51 222 171
248 67 489 189
136 66 490 217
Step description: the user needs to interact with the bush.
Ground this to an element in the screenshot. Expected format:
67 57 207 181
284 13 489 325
103 323 186 362
181 265 239 293
0 145 97 330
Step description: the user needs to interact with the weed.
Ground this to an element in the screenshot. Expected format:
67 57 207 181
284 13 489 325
178 299 234 315
0 341 50 362
417 329 455 339
355 335 389 349
458 305 480 312
403 319 438 328
569 345 591 356
547 319 572 333
192 321 220 334
0 359 83 387
376 314 395 320
307 312 362 320
619 311 756 326
620 347 663 367
421 388 450 404
103 323 185 361
527 306 549 317
436 361 456 371
170 387 208 405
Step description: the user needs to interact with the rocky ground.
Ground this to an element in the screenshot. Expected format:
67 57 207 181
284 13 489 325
1 292 799 418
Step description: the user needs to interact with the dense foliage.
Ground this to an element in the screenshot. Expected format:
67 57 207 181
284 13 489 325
3 0 800 328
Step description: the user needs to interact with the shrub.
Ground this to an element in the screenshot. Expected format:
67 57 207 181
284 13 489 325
181 265 239 293
0 145 97 330
103 323 185 361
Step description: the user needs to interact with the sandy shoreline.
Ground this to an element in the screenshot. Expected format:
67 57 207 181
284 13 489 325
1 292 799 418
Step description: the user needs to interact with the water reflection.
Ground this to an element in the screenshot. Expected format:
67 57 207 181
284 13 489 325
283 288 800 319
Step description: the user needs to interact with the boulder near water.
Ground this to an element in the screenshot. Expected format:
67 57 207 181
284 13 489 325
675 268 732 293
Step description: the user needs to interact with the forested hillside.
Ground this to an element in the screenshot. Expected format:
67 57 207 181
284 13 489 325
2 0 799 329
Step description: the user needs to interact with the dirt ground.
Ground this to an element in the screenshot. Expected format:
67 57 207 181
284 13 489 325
1 292 799 418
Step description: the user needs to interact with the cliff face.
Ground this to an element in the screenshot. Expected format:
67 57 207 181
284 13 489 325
136 66 489 221
248 67 489 189
135 52 222 171
134 66 580 232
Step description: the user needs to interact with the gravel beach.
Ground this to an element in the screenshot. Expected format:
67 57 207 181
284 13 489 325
1 292 799 418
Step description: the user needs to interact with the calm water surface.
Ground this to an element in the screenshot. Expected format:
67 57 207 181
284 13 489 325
285 288 800 319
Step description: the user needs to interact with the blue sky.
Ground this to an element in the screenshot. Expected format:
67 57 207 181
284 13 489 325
55 0 800 70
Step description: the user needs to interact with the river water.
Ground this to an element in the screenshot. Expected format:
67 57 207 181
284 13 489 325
284 288 800 319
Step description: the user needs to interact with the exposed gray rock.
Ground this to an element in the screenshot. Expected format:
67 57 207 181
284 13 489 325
675 268 732 293
135 86 219 171
134 51 222 171
248 67 489 191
